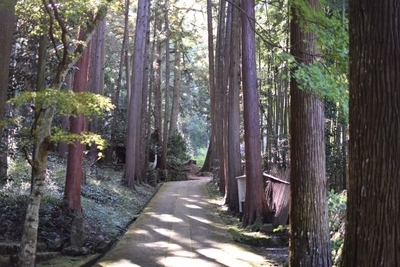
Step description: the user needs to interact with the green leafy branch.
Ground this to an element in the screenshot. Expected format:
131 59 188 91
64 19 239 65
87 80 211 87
9 89 114 118
7 89 114 151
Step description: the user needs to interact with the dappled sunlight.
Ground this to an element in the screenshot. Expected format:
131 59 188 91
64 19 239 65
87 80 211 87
153 227 174 236
185 204 202 209
144 240 171 248
94 179 270 267
96 259 140 266
132 229 151 238
198 246 265 267
187 214 212 224
157 214 184 223
163 256 214 267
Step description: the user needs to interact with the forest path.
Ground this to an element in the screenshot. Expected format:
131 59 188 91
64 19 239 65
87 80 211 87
93 176 268 267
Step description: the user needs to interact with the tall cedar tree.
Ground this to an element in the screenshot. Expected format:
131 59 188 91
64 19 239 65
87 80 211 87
241 0 269 228
215 0 227 193
0 0 16 179
124 0 151 186
289 0 331 266
88 19 106 165
161 0 170 170
64 28 91 214
109 0 130 162
341 1 400 266
226 0 241 212
169 41 181 136
201 0 216 173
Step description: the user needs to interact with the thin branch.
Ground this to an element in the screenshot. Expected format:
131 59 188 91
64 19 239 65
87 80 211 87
23 146 35 168
48 0 69 67
42 0 59 61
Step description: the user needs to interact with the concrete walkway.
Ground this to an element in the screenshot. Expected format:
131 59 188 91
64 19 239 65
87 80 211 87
93 177 267 267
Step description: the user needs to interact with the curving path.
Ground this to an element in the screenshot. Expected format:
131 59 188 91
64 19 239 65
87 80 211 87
93 177 268 267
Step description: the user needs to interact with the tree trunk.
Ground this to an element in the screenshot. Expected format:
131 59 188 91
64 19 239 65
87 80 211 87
341 1 400 266
204 0 216 174
169 41 181 135
0 0 16 181
241 0 270 228
17 110 54 267
109 0 130 163
161 0 170 170
123 0 151 186
226 0 241 212
16 5 109 265
64 28 91 214
88 19 106 166
154 17 163 169
289 1 331 266
58 73 72 158
215 0 227 194
138 1 151 182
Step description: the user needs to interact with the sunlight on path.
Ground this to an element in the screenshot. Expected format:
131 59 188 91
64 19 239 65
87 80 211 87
94 177 268 267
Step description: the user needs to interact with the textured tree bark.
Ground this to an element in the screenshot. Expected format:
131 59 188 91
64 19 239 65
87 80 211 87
139 6 151 181
289 1 331 266
202 0 216 173
226 0 241 212
342 1 400 266
161 0 170 170
241 0 270 228
124 0 150 186
109 0 130 163
169 41 181 136
88 19 106 166
64 28 91 214
58 74 72 158
0 0 16 181
17 114 53 267
215 0 227 194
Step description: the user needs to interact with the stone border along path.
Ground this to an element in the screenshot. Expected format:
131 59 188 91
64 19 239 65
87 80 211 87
93 176 269 267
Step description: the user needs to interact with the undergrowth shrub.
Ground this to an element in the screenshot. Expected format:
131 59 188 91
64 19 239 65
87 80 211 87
167 132 190 166
328 189 347 266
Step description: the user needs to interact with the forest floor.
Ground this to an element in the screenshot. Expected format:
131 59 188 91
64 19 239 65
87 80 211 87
0 154 288 266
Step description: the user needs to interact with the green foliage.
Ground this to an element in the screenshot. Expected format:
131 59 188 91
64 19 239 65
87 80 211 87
51 129 109 150
195 146 208 167
9 89 114 118
328 189 346 266
273 224 288 233
290 0 349 121
8 89 114 150
167 132 190 166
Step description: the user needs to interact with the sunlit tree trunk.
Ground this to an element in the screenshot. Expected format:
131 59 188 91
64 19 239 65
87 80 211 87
123 0 151 186
289 1 331 266
0 0 16 181
241 0 270 228
64 28 91 214
342 1 400 266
